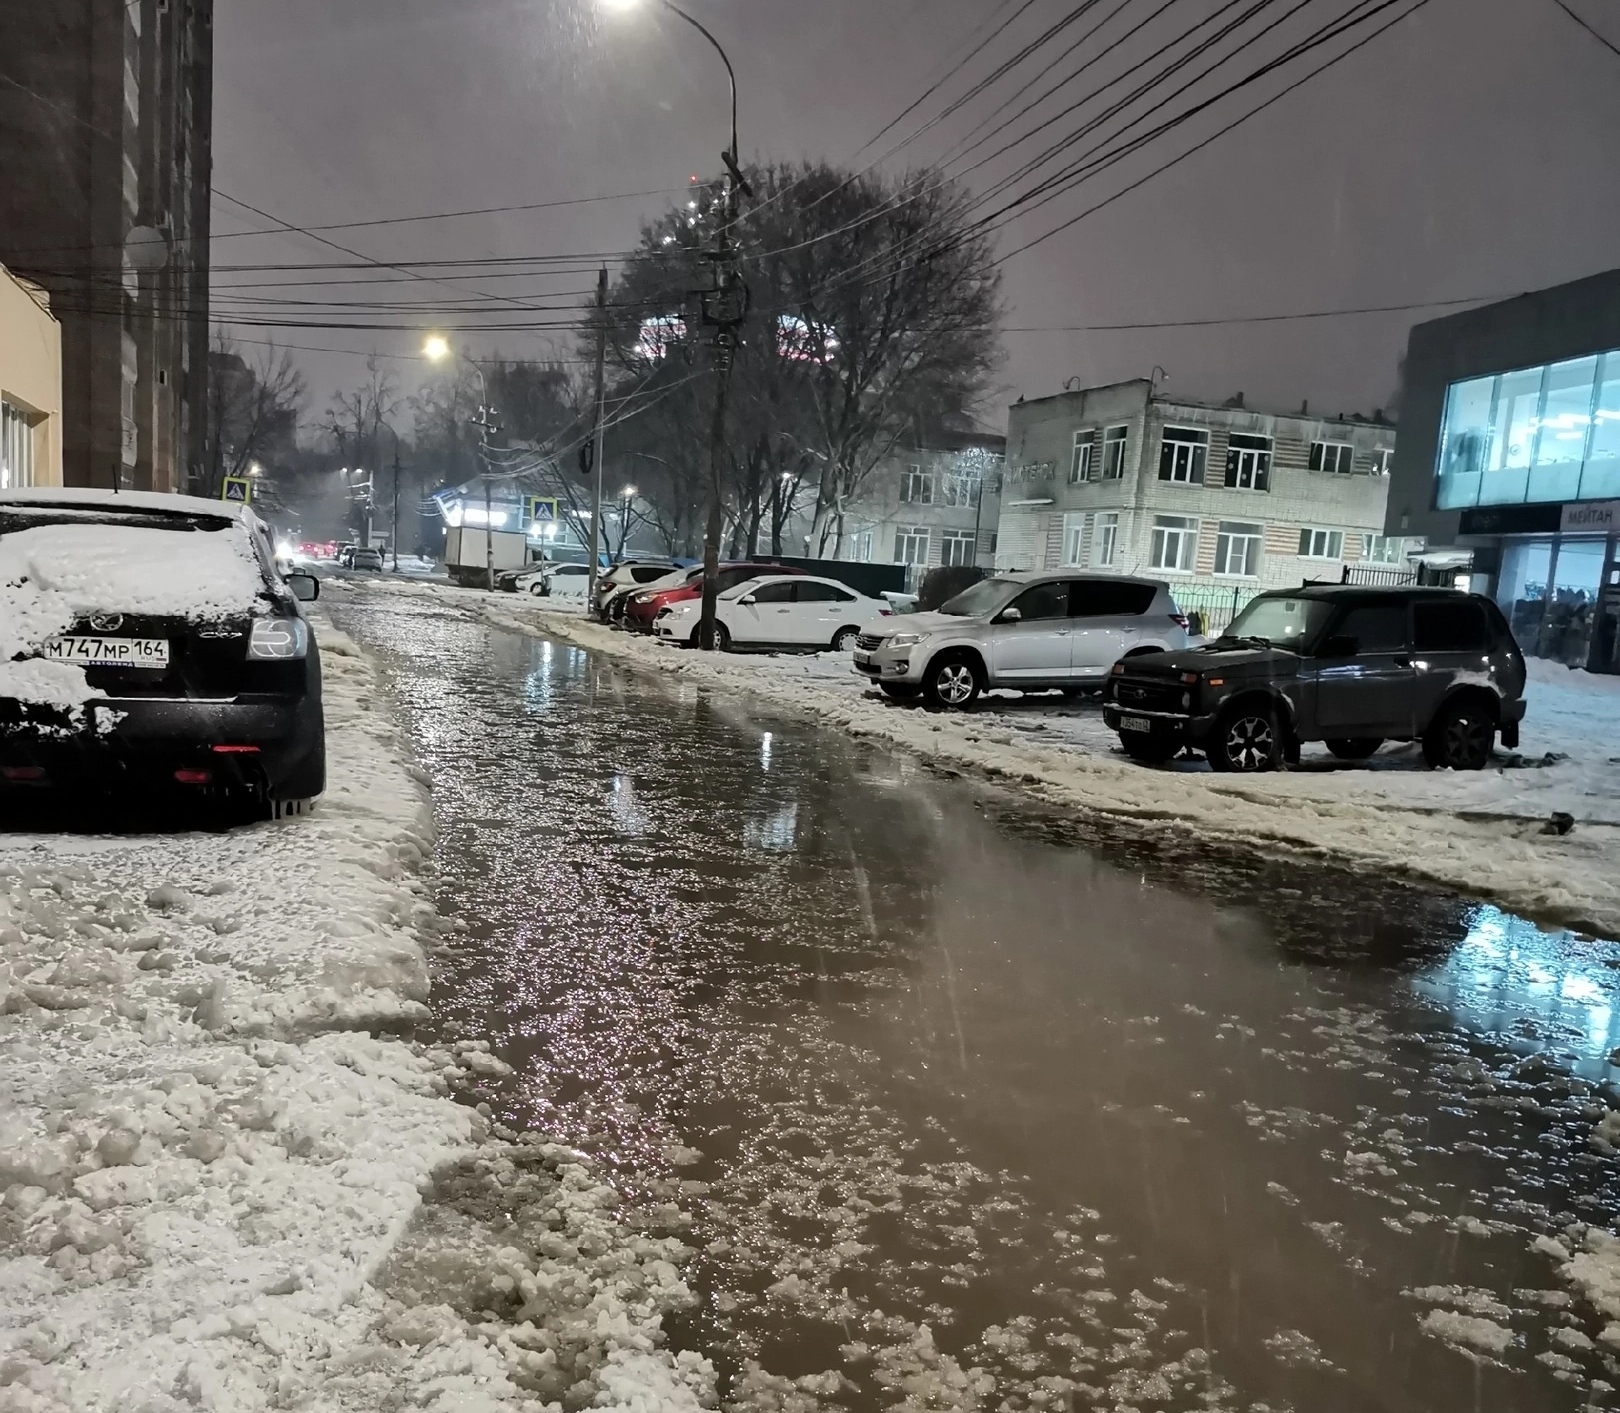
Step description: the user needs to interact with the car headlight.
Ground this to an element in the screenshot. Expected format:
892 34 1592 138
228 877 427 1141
887 632 927 648
248 617 309 660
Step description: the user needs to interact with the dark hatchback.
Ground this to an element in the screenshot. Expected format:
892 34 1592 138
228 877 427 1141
1103 585 1527 773
0 490 325 810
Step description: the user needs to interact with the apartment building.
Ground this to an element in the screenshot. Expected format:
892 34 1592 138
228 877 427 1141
836 433 1006 573
0 265 64 488
997 380 1405 618
0 0 213 493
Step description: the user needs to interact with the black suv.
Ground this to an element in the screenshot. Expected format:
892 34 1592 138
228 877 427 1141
1103 586 1527 773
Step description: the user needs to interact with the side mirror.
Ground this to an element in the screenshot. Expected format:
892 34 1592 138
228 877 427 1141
1320 634 1358 658
286 572 319 603
997 606 1023 624
739 594 757 606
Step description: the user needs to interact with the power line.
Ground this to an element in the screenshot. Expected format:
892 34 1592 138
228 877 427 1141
1548 0 1620 60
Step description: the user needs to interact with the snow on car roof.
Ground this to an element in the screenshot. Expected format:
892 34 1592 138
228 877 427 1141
0 484 259 526
0 503 270 710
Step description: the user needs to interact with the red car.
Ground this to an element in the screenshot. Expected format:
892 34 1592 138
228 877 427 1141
623 562 806 632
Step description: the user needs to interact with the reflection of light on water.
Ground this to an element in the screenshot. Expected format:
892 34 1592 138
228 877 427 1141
608 773 649 836
1412 905 1620 1071
761 731 773 771
744 803 798 851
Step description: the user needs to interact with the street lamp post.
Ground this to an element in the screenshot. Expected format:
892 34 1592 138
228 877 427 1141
602 0 748 650
424 338 499 590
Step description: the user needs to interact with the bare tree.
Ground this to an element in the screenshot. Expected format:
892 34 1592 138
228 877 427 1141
205 330 305 496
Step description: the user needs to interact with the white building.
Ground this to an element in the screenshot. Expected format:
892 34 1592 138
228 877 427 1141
997 380 1408 625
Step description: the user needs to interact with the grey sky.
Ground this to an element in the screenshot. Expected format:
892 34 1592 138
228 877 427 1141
211 0 1620 430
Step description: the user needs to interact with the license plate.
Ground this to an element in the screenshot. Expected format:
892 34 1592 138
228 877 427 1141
853 651 871 666
1118 715 1152 734
41 637 170 668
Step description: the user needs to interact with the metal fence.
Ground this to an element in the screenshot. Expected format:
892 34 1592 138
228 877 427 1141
1168 583 1259 636
1340 564 1420 588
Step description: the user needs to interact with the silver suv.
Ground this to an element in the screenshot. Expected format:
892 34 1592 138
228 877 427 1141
852 572 1190 708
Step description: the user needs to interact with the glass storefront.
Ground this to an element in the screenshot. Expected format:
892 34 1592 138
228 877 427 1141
1435 349 1620 509
1495 535 1618 668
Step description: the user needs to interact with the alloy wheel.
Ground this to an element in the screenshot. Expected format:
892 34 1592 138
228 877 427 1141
935 663 976 706
1443 714 1492 766
1225 714 1275 771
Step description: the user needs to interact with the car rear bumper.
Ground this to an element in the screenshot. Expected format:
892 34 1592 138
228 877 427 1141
0 695 324 799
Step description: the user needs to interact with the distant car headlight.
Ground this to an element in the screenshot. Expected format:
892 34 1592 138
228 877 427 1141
248 617 309 660
887 632 927 648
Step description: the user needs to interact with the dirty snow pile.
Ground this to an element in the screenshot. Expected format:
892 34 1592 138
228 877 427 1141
0 521 263 711
0 614 707 1412
367 580 1620 937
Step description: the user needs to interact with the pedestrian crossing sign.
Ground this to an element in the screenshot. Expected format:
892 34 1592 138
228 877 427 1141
221 476 252 504
527 496 557 525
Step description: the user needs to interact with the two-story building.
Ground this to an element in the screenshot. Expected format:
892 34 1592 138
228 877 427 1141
833 432 1005 576
996 380 1405 626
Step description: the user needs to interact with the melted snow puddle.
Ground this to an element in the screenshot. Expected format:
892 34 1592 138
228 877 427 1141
338 591 1620 1413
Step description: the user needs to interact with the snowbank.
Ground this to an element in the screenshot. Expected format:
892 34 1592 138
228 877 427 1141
0 611 705 1412
361 580 1620 938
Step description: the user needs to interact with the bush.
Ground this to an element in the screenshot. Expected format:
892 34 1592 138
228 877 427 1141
917 565 986 612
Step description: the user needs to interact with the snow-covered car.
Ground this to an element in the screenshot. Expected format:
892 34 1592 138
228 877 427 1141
348 547 385 572
604 565 690 623
654 573 889 651
539 562 593 598
0 487 325 810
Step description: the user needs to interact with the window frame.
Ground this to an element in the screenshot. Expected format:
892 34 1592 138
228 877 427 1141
1149 514 1199 573
1092 511 1119 568
1061 512 1085 566
1100 425 1129 480
1069 431 1095 485
899 465 934 504
1157 427 1210 485
1370 448 1393 476
1297 527 1345 560
1213 520 1264 578
1309 440 1356 475
1361 533 1405 566
1224 433 1272 492
939 529 976 567
892 525 930 566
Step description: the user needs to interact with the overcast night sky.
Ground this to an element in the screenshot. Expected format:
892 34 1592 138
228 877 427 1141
211 0 1620 431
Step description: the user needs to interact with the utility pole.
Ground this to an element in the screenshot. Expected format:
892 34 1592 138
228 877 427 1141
587 266 609 610
391 438 402 571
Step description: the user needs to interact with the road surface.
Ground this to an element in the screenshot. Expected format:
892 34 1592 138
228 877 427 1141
334 586 1620 1412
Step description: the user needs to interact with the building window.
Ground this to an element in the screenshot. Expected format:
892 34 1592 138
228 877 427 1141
893 526 930 565
847 528 873 563
1309 441 1355 474
1214 521 1263 577
940 529 976 566
1362 533 1405 565
1158 428 1209 484
1224 433 1272 491
1298 527 1344 560
900 465 933 504
1061 512 1085 566
940 468 981 507
1069 431 1094 484
1100 425 1128 479
1092 512 1119 567
0 400 35 489
1150 515 1199 572
1371 448 1393 476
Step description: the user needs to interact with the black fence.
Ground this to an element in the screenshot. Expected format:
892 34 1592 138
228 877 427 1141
760 556 909 599
1341 564 1420 587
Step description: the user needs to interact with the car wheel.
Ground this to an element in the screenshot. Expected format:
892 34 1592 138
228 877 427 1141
1422 699 1495 770
529 581 546 596
1118 731 1177 764
879 683 920 701
922 653 981 709
1207 702 1282 773
831 626 861 653
1325 737 1383 761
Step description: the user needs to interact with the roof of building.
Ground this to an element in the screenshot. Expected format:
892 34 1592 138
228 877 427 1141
1012 377 1396 428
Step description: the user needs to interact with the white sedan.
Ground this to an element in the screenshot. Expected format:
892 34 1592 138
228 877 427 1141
529 562 593 597
654 573 889 651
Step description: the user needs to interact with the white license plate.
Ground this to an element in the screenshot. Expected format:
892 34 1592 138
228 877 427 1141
1118 715 1153 734
42 637 170 668
853 651 871 666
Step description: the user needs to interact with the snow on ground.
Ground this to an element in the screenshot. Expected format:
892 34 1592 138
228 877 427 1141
359 579 1620 938
0 611 706 1412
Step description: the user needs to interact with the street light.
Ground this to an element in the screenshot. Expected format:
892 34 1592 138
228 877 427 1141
599 0 739 171
423 335 498 590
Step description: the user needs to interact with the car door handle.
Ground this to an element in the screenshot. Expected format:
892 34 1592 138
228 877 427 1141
1056 629 1071 636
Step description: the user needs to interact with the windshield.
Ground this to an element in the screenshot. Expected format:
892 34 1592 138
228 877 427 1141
938 577 1023 617
1220 594 1335 649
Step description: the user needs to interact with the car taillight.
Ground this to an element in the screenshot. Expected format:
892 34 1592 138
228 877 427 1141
247 617 309 660
1171 613 1190 630
879 608 891 616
